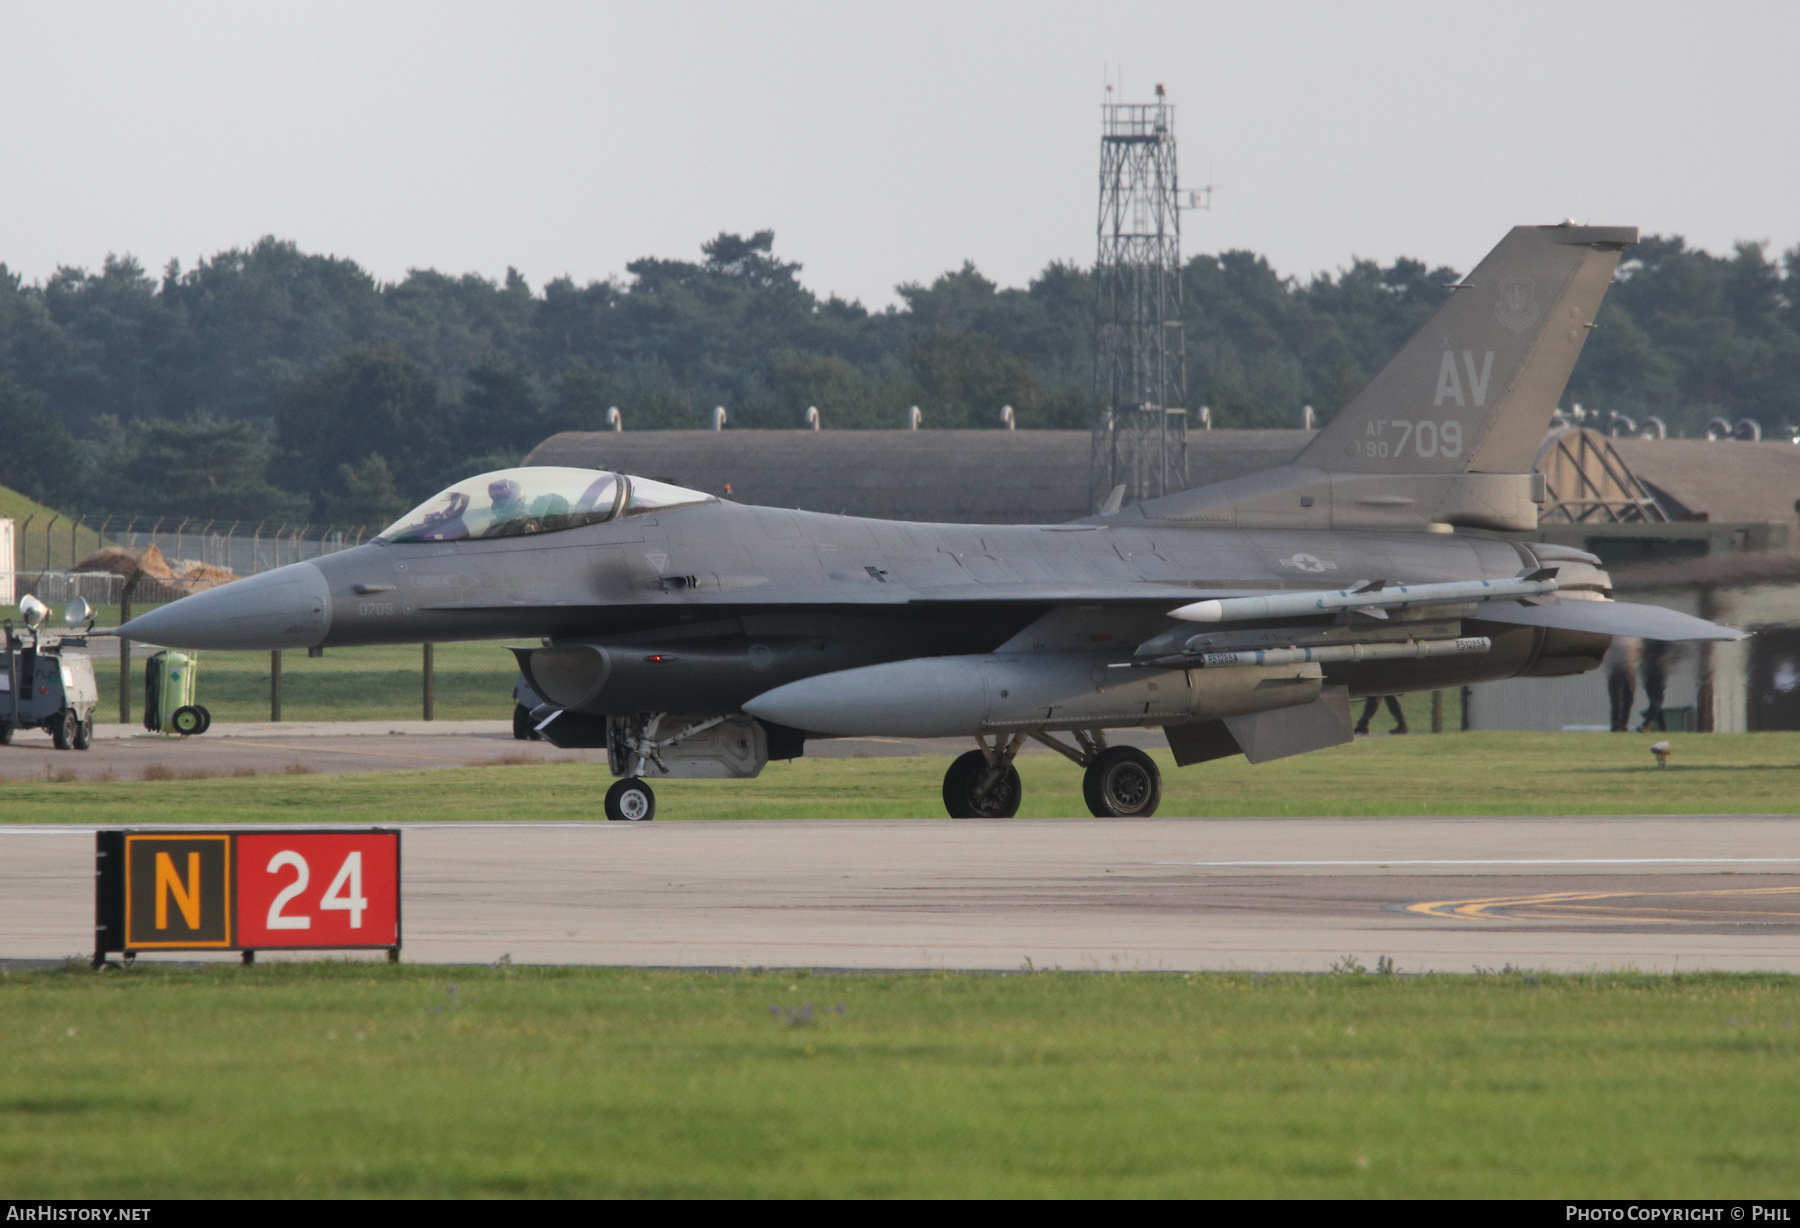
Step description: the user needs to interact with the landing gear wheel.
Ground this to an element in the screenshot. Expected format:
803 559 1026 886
1083 746 1162 818
171 705 205 736
0 724 12 745
52 710 77 750
512 703 538 741
194 706 212 735
72 717 92 751
942 749 1022 819
605 777 656 821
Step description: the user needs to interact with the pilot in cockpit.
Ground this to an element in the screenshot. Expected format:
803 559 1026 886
488 477 529 529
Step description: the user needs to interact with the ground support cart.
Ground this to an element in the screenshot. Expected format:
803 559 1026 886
1 623 99 750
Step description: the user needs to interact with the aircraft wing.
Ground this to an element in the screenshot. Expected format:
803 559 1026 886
1473 599 1745 642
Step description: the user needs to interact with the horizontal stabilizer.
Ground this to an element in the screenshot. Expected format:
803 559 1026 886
1475 599 1745 642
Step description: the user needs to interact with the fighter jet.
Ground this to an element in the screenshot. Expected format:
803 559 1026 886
120 223 1743 821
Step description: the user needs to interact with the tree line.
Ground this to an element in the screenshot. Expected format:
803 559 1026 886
0 228 1794 526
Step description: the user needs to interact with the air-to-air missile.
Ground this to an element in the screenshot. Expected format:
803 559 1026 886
119 223 1744 822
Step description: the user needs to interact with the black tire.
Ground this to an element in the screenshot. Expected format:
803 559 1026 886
513 704 538 741
72 717 93 751
1083 746 1162 818
194 706 212 735
51 709 76 750
604 777 656 821
942 749 1022 819
171 705 205 737
0 724 12 746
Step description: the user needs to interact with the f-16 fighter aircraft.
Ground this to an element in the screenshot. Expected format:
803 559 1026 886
120 223 1743 821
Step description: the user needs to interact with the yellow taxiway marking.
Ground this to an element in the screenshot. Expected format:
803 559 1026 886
1408 885 1800 922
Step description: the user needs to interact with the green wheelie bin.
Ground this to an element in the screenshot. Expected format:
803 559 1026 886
143 650 211 735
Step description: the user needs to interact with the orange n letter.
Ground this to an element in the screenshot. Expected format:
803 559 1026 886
155 852 202 930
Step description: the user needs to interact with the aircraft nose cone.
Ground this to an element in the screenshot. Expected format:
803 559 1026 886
117 561 333 650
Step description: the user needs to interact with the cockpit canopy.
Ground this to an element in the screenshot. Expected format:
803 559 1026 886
378 467 716 543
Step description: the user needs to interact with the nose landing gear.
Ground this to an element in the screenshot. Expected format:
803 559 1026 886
604 777 656 821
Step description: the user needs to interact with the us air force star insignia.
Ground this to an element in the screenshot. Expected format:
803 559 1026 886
1278 553 1337 573
1495 277 1540 332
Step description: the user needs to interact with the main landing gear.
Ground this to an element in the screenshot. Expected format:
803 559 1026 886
942 734 1025 818
938 730 1163 819
1081 746 1162 818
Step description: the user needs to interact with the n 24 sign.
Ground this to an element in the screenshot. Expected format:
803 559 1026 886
237 832 399 947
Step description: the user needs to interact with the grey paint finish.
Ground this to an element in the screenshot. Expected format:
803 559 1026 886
119 225 1746 799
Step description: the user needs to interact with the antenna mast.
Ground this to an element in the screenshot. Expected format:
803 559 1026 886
1091 81 1190 510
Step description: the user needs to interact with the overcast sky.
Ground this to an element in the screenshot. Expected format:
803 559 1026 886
2 1 1794 306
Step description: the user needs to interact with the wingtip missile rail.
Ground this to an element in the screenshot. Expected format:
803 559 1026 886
1167 573 1559 625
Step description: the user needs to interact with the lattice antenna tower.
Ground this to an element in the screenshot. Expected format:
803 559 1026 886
1091 82 1190 510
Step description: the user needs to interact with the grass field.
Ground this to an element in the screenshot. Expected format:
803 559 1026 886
0 730 1795 822
82 639 521 724
1 963 1795 1198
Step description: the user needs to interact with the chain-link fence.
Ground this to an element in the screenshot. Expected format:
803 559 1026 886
0 571 126 606
1 603 522 726
5 515 374 577
94 636 521 725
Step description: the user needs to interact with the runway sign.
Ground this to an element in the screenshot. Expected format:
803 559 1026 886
95 829 401 964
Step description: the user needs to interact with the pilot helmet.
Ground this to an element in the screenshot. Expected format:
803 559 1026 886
488 478 524 504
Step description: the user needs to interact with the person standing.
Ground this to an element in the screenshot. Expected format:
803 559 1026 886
1354 695 1408 735
1637 640 1681 731
1605 637 1644 732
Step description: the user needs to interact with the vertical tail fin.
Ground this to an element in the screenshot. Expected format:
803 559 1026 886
1297 224 1637 476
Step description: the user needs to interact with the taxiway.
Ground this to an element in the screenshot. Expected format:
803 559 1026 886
3 815 1796 973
